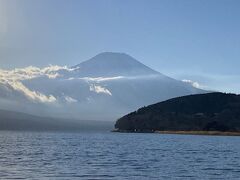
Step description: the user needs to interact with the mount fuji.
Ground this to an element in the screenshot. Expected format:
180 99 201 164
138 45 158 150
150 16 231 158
0 52 206 121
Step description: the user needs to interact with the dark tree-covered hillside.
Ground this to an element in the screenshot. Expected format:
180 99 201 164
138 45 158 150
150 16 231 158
115 93 240 132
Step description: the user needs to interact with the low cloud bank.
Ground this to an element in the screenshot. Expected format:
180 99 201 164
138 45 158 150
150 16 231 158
0 65 75 103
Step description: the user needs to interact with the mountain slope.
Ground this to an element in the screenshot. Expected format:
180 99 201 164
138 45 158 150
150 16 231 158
115 93 240 132
0 52 207 121
0 109 113 131
73 52 160 77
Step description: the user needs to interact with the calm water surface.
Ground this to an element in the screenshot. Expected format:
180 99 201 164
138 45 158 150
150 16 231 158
0 131 240 179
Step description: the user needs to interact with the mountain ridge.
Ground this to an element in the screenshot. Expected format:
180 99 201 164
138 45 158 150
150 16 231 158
115 92 240 132
0 109 113 131
0 52 207 120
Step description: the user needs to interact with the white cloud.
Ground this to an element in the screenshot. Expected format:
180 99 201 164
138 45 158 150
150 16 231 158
67 74 160 82
67 76 124 82
182 79 201 88
0 65 75 103
0 65 75 81
90 84 112 96
8 81 56 103
64 96 78 103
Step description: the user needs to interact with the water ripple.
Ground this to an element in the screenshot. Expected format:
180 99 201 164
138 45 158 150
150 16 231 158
0 131 240 179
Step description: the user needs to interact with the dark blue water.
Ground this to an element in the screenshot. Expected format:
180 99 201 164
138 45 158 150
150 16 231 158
0 131 240 179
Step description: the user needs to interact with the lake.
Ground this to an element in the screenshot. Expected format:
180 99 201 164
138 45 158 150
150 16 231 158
0 131 240 179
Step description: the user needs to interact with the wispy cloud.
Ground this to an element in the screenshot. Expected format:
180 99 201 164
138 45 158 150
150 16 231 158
67 76 124 82
0 65 75 103
67 74 161 82
176 73 240 94
8 81 56 103
90 84 112 96
0 65 75 81
182 79 201 88
64 96 78 103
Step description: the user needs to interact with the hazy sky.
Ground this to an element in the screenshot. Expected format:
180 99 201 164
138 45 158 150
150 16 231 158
0 0 239 93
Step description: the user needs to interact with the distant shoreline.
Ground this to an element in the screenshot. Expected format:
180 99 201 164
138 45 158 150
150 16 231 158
155 130 240 136
112 129 240 136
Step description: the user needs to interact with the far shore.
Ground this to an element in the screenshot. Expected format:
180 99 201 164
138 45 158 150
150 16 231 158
112 129 240 136
155 130 240 136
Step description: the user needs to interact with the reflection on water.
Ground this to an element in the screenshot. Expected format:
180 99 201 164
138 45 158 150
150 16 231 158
0 131 240 179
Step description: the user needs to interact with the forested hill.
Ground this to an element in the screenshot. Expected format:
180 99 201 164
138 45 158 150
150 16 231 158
115 93 240 132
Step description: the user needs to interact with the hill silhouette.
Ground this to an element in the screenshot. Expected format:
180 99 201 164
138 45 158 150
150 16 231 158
115 93 240 132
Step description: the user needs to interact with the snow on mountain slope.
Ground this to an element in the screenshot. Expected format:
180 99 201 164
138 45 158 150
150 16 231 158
0 52 207 120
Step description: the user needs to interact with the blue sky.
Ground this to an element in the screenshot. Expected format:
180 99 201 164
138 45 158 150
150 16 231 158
0 0 239 93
